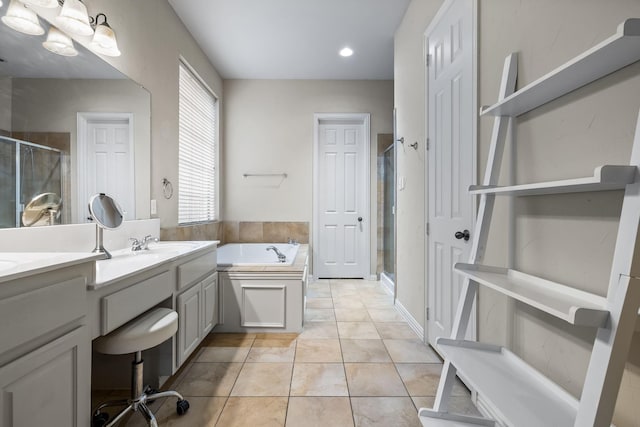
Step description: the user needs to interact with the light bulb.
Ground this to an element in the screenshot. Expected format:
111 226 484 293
339 47 354 57
90 19 121 57
1 0 44 35
55 0 92 36
43 26 78 56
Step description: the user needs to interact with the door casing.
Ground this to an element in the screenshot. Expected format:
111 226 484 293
312 113 371 279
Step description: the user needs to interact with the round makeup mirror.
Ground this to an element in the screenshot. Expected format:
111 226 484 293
88 193 124 259
22 192 62 227
88 193 124 230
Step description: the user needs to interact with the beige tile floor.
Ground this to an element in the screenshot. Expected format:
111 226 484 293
92 279 480 426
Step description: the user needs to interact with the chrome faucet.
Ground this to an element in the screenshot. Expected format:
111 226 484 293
287 237 299 245
130 235 159 251
141 235 159 250
129 237 143 251
266 245 287 262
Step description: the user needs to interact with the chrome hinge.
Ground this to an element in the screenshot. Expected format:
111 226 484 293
426 138 430 151
426 54 431 67
426 222 430 236
426 307 430 321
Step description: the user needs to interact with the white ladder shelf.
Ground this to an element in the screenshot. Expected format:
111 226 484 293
420 18 640 427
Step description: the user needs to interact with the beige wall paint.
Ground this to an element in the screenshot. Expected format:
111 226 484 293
396 0 640 424
480 2 640 425
393 0 443 329
34 0 224 228
223 79 393 276
11 79 150 222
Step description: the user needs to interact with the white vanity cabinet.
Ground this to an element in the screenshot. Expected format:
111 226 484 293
176 272 218 366
0 259 96 427
174 246 218 366
0 327 89 427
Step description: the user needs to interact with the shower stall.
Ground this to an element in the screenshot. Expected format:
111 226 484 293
0 135 65 228
382 143 395 286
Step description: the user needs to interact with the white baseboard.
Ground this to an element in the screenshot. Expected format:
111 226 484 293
380 272 394 294
394 299 424 340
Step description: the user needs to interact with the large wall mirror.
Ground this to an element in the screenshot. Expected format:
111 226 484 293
0 2 150 229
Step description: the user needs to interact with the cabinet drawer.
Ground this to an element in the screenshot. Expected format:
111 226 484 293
101 271 172 335
0 277 85 355
177 250 216 290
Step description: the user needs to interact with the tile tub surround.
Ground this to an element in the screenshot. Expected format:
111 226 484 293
160 221 223 242
93 278 480 426
161 221 309 245
223 221 309 244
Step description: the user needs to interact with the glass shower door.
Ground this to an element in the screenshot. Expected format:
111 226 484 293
0 136 64 228
0 138 16 227
383 144 395 283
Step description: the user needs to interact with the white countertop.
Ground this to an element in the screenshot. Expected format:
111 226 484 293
0 252 102 284
91 241 218 289
0 240 219 289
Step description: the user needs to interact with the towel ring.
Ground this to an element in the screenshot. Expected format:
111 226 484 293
162 178 173 199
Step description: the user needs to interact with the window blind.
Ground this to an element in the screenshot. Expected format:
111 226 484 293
178 61 217 224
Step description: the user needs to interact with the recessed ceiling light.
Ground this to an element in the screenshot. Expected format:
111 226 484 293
339 47 353 57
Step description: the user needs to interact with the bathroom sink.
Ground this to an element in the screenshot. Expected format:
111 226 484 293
93 241 216 287
143 242 204 254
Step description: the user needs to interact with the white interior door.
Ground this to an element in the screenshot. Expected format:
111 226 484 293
314 114 370 279
77 113 135 222
426 0 476 347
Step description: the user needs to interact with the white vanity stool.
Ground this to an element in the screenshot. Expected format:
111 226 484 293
92 308 189 427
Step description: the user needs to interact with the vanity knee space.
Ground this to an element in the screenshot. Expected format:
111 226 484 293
90 243 218 393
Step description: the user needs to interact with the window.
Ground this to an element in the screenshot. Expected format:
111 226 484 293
178 60 218 224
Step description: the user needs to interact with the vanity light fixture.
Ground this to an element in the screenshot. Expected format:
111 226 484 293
339 46 354 57
55 0 93 36
2 0 44 35
89 13 120 57
43 25 77 56
19 0 59 8
3 0 122 57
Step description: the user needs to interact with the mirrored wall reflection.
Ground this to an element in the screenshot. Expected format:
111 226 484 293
0 135 67 227
0 1 151 230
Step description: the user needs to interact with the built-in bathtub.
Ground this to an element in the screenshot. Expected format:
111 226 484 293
216 243 300 266
214 243 308 333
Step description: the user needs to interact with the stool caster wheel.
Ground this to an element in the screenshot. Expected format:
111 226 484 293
176 399 190 416
92 412 109 427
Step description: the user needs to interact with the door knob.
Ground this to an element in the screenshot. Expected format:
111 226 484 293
357 217 363 222
455 229 470 241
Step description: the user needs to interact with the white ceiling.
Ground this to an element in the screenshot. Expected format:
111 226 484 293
168 0 411 80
